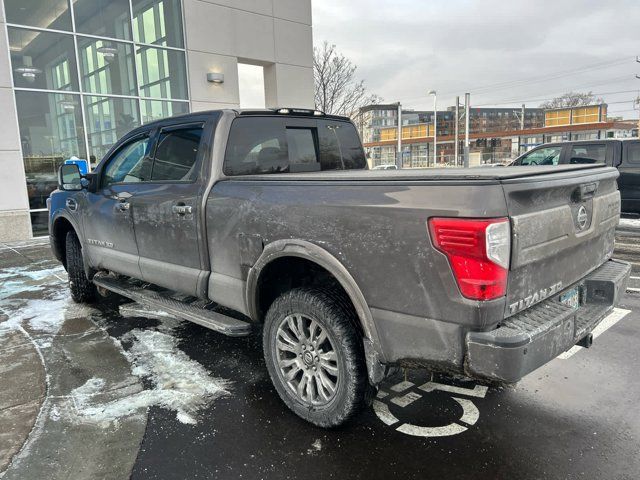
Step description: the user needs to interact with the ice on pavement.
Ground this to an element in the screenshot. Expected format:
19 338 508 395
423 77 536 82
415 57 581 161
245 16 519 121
68 329 231 425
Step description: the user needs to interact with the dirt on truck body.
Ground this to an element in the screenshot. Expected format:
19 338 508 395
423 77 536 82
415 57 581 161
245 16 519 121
48 108 630 427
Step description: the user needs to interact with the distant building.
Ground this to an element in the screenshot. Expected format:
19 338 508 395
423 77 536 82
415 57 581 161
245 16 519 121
358 103 636 168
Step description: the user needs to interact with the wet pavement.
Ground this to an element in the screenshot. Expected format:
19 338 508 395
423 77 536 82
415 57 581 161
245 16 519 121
1 240 639 480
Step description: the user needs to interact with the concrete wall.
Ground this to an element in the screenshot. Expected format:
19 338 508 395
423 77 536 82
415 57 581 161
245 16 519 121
0 3 31 242
183 0 314 111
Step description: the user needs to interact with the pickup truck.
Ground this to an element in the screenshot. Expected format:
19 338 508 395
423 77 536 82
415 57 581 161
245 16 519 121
49 108 630 427
511 138 640 213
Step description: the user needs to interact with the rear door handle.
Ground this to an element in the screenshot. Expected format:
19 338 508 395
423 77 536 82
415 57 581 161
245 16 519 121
573 183 598 202
172 204 192 215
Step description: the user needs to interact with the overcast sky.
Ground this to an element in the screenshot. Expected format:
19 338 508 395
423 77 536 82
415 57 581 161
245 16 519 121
239 0 640 118
311 0 640 118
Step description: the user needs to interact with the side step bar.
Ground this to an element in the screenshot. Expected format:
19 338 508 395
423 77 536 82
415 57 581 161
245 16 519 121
93 274 252 337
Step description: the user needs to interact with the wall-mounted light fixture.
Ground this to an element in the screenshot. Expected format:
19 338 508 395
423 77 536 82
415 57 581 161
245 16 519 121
206 72 224 84
97 46 118 63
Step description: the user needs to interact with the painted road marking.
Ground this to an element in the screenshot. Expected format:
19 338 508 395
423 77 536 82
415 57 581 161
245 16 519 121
627 287 640 293
390 391 422 407
629 276 640 280
558 307 631 359
376 390 389 399
419 381 488 399
390 380 414 392
373 381 485 438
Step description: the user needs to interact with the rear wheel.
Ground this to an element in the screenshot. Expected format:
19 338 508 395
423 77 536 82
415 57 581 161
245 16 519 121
65 231 96 303
263 287 368 427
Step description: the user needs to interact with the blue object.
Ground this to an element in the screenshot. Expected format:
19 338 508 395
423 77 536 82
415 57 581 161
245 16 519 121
64 158 88 175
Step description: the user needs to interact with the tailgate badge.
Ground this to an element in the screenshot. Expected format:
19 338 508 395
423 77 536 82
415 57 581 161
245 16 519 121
576 206 588 231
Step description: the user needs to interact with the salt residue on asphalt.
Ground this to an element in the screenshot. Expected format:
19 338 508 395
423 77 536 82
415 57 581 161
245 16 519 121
69 329 231 425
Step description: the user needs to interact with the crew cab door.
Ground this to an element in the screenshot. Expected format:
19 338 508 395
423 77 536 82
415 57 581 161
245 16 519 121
129 122 208 296
83 131 155 278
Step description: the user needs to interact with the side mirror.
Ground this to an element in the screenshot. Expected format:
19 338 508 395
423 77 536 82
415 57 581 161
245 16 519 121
58 164 83 191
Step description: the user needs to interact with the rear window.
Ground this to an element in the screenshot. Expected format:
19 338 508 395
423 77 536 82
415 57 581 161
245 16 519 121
223 117 366 176
568 144 606 164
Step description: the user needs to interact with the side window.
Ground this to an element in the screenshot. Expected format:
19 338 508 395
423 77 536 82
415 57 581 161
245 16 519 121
569 144 606 164
625 142 640 164
103 136 152 186
224 118 287 175
517 146 561 166
151 126 203 181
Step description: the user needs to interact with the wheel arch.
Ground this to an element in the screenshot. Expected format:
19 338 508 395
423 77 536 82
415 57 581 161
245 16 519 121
246 239 386 372
51 214 79 267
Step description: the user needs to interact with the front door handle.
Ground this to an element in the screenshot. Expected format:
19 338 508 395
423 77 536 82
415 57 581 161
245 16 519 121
172 204 193 215
116 202 130 212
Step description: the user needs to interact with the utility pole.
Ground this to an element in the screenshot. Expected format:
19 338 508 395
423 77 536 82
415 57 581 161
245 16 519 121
636 57 640 137
454 96 460 166
520 104 525 130
396 102 402 169
464 92 470 168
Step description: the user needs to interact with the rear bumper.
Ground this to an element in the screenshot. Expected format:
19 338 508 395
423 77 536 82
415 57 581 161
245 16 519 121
465 259 631 383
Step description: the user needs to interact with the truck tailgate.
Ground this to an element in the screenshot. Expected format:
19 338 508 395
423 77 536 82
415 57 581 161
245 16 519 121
502 165 620 317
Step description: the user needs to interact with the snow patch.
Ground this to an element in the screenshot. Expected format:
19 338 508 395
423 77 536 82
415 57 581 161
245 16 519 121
66 329 230 425
307 438 322 455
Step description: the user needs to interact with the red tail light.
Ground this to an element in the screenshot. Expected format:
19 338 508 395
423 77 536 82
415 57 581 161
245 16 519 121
428 217 510 301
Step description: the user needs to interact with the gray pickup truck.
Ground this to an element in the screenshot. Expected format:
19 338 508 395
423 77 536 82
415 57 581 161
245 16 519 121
49 108 630 427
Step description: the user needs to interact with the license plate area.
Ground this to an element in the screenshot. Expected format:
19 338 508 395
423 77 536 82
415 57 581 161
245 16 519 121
559 287 580 310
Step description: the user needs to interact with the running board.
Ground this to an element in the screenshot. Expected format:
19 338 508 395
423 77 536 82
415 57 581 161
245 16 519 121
93 274 252 337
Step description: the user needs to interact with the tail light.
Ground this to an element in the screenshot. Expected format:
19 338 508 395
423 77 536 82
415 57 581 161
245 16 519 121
428 217 510 301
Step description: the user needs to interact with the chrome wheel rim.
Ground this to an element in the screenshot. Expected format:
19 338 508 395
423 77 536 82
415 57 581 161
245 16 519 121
275 313 339 406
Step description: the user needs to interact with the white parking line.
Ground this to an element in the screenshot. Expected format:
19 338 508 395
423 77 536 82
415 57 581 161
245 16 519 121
558 307 631 359
627 287 640 293
630 276 640 280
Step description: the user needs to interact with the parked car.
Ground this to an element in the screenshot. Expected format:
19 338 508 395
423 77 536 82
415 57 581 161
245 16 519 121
511 139 640 213
49 108 629 427
372 164 398 170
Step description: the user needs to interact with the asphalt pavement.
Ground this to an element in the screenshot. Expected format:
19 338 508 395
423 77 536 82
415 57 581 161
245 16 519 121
0 239 639 480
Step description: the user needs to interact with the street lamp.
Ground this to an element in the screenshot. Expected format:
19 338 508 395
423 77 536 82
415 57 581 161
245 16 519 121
428 90 437 166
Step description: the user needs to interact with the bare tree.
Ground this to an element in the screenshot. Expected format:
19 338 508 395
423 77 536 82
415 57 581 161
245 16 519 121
540 91 604 109
314 42 381 118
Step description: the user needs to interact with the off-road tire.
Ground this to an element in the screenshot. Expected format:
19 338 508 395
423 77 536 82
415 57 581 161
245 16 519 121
263 287 368 427
65 231 96 303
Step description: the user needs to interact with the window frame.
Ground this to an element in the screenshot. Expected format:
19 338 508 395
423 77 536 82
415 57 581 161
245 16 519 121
623 141 640 165
514 145 563 166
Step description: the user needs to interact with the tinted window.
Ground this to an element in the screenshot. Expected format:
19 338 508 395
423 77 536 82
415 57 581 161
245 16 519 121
569 144 606 164
286 128 320 172
626 142 640 164
224 118 287 175
151 126 203 181
224 117 366 176
103 136 153 185
319 121 367 170
517 146 561 166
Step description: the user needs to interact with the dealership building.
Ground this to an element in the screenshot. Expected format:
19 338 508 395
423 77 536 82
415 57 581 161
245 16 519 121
0 0 314 241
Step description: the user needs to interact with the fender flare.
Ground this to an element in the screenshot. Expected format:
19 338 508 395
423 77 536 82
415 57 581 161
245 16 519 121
50 211 91 275
245 239 386 363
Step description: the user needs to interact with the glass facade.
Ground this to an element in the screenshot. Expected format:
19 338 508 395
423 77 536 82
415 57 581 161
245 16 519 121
4 0 189 236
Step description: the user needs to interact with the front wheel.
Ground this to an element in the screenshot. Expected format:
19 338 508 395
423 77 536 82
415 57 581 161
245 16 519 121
263 287 368 427
65 231 96 303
